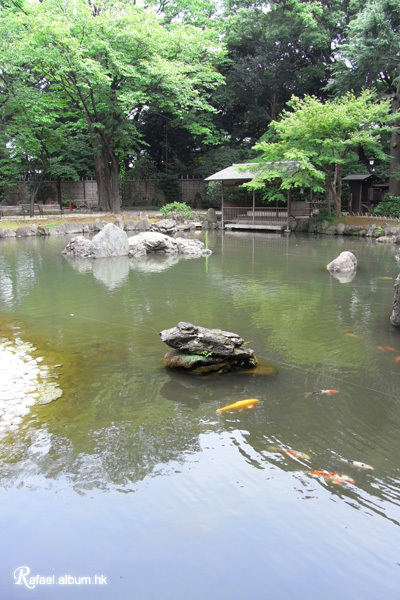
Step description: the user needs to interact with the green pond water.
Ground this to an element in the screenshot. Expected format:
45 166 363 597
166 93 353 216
0 230 399 599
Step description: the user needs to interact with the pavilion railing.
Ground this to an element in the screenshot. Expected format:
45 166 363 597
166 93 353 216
223 202 313 223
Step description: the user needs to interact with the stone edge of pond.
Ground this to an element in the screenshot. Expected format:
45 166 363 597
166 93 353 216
1 217 400 241
0 335 63 439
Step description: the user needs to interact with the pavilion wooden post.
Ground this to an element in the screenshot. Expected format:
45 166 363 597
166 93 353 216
285 188 291 232
221 183 225 228
252 189 255 223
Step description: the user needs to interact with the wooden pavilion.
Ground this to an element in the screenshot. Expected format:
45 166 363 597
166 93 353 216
204 162 313 231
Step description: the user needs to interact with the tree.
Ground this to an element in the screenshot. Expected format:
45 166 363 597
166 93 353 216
208 0 364 152
247 90 393 216
329 0 400 195
0 0 224 211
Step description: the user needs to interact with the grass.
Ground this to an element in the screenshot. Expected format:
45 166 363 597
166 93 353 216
0 210 161 231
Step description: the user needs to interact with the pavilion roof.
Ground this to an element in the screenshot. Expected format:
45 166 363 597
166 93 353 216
204 161 300 185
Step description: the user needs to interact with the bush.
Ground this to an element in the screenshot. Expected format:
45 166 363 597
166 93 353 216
160 201 193 220
373 195 400 218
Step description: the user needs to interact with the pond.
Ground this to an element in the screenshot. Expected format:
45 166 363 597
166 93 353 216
0 230 399 599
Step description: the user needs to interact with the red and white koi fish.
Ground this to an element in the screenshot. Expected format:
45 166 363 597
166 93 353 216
305 389 339 398
339 458 374 471
216 398 259 414
278 449 310 461
309 470 355 485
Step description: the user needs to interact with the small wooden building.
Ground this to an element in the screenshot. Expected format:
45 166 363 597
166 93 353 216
205 162 313 231
342 173 386 214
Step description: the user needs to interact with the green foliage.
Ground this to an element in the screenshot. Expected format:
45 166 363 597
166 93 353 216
373 195 400 217
249 90 394 216
0 0 225 210
160 201 193 219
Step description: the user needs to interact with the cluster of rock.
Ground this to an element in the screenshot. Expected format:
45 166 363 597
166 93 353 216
159 322 258 375
62 223 211 259
391 274 400 328
295 219 400 240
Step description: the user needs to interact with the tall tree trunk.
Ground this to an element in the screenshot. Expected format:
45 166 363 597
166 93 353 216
389 79 400 197
56 178 62 209
325 174 332 217
94 145 121 212
334 163 343 216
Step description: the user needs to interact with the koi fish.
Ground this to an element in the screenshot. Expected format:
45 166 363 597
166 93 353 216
216 398 259 414
309 470 355 485
278 449 310 461
396 356 400 364
305 389 339 398
345 332 361 338
339 458 374 471
378 277 393 280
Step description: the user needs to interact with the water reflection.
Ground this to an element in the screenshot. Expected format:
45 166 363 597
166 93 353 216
1 231 400 597
328 269 357 283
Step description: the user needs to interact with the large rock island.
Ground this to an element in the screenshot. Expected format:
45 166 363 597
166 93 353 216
160 322 258 375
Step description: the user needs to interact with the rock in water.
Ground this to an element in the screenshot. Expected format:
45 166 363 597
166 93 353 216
159 322 258 374
327 251 357 273
91 223 129 258
390 274 400 328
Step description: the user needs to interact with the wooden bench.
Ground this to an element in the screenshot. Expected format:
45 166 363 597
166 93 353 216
0 203 64 218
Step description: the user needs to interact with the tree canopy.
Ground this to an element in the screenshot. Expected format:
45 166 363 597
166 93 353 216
0 0 399 209
248 90 393 216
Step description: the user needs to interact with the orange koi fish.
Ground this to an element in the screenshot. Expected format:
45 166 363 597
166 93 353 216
279 449 310 461
396 356 400 364
305 389 339 398
310 470 355 485
216 398 259 414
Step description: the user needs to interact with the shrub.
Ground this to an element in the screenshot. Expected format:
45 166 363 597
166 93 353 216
160 201 193 220
373 195 400 218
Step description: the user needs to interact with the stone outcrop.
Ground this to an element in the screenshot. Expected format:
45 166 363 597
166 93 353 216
150 219 177 235
62 235 93 258
160 322 258 374
128 232 211 257
390 274 400 328
91 223 130 258
327 251 357 273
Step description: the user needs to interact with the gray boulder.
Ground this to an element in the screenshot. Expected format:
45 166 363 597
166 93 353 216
137 218 149 232
336 223 346 235
93 218 104 232
91 223 129 258
128 240 147 258
124 219 137 231
2 229 16 238
62 236 93 258
390 274 400 328
160 322 258 374
327 251 357 273
151 219 177 235
175 238 211 256
15 226 35 237
63 222 85 234
129 231 178 253
114 215 124 229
